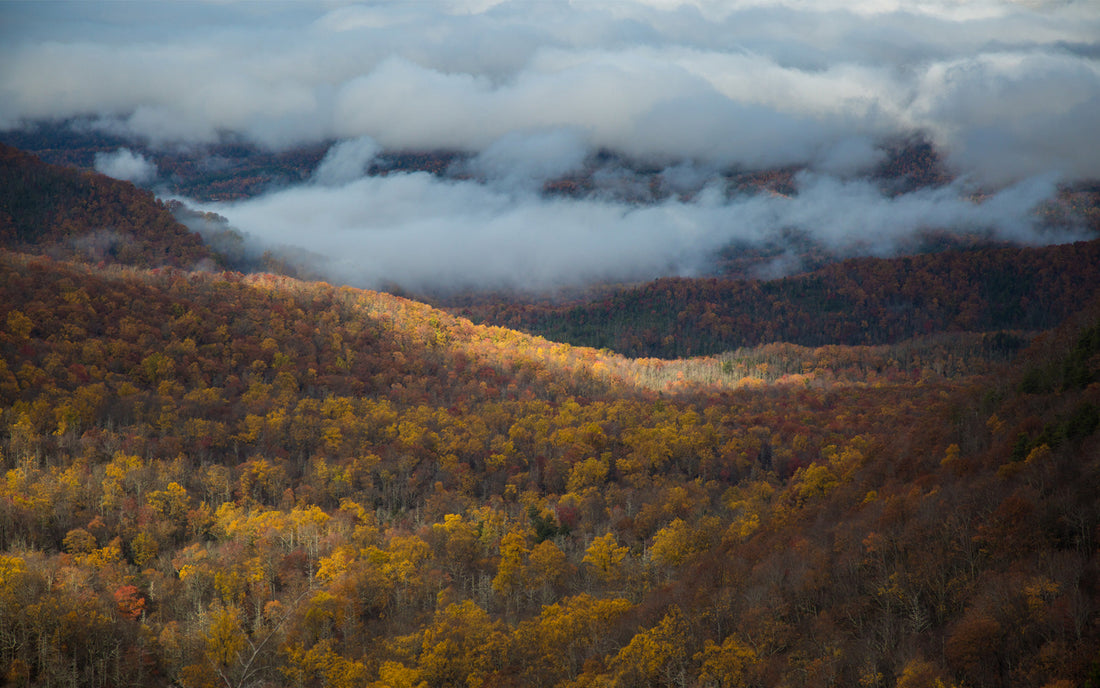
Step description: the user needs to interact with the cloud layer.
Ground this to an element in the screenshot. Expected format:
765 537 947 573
3 0 1098 183
3 0 1097 292
192 167 1078 293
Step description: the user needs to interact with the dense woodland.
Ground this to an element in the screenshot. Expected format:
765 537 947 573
0 145 212 268
1 145 1099 688
451 239 1100 358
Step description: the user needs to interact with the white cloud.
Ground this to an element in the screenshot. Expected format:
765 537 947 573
1 0 1095 184
911 51 1100 183
465 128 590 188
812 137 886 177
93 147 157 184
192 166 1079 294
313 136 382 187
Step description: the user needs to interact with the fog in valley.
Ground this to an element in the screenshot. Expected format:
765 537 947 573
3 0 1097 291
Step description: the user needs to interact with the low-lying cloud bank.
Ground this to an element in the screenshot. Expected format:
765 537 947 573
190 158 1080 293
3 0 1097 291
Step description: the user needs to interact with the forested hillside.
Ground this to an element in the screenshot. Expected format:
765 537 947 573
0 144 1098 688
1 244 1098 686
453 239 1100 358
0 144 211 268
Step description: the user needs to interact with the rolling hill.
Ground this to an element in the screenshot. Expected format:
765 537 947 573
450 239 1100 358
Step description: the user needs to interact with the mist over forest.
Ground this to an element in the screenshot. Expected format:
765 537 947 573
3 0 1098 293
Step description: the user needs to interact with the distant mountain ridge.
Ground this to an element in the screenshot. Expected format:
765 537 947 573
1 124 953 203
452 239 1100 357
0 143 212 268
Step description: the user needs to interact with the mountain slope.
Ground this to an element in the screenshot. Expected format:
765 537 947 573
637 296 1100 687
0 248 1097 687
454 239 1100 357
0 144 212 267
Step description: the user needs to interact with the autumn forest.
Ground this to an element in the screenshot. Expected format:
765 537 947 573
1 141 1099 688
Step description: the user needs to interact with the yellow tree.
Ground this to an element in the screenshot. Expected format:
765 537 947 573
610 606 689 688
649 518 695 569
491 530 529 611
583 533 629 587
516 594 633 683
185 594 304 688
417 600 509 688
384 533 432 612
694 635 758 688
526 539 570 604
431 513 480 589
148 480 191 541
368 661 420 688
